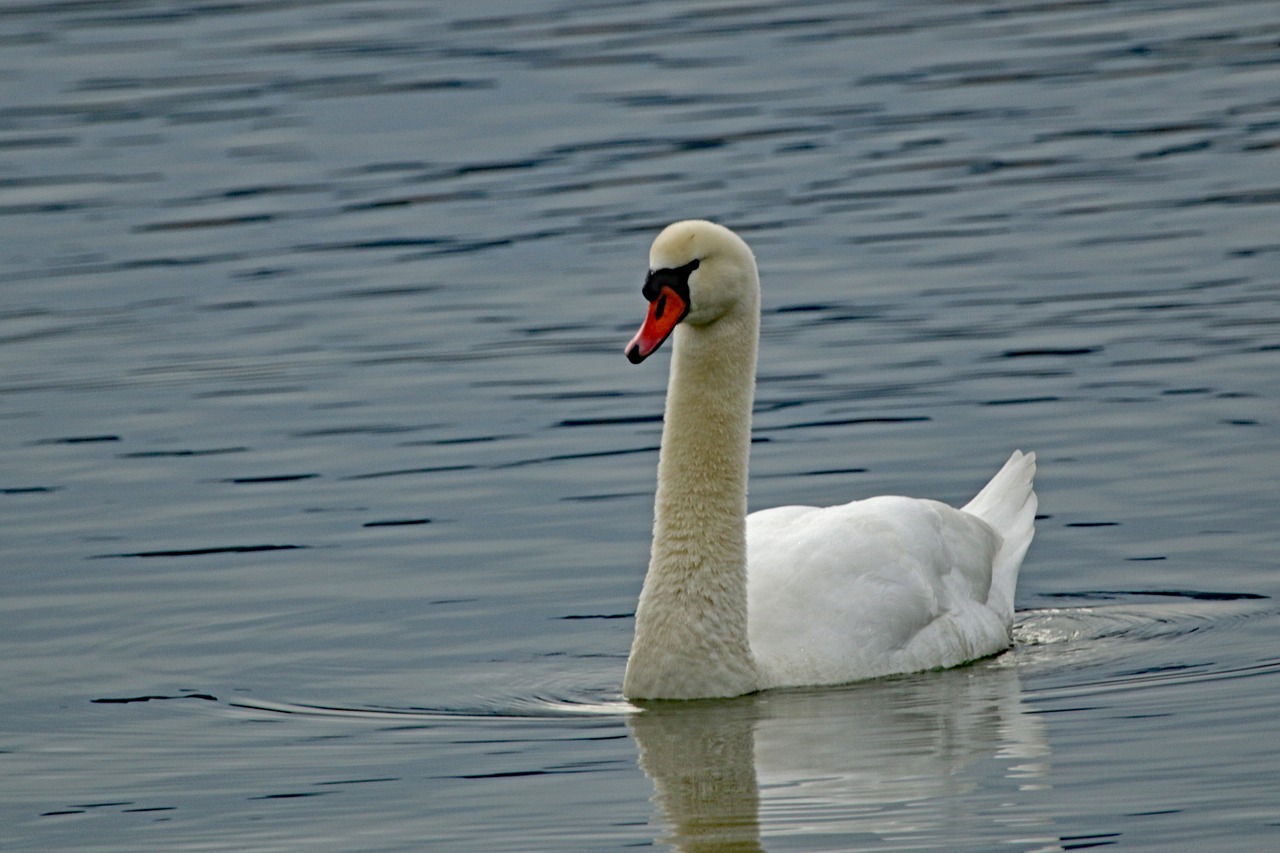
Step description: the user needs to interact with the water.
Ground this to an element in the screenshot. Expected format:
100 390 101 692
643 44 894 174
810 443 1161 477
2 0 1279 849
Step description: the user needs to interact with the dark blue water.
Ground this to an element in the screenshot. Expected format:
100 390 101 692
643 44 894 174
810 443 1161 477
3 1 1279 850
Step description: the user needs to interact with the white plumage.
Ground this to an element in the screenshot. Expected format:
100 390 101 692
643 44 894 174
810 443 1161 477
748 451 1036 689
622 221 1037 700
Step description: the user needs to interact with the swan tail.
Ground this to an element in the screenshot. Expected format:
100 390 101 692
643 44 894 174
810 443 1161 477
962 450 1037 622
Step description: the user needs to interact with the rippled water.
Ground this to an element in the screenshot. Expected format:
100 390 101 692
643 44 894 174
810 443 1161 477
3 1 1279 850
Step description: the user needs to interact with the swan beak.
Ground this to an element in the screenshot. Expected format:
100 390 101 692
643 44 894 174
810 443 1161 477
626 285 689 364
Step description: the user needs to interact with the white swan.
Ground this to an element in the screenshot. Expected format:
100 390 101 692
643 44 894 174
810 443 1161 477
622 220 1037 700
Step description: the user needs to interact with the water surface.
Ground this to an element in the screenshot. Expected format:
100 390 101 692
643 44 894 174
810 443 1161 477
2 1 1279 850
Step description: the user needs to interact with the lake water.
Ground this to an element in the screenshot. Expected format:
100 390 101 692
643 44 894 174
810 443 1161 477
2 1 1279 850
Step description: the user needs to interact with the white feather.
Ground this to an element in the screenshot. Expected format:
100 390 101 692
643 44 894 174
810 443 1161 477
622 221 1037 700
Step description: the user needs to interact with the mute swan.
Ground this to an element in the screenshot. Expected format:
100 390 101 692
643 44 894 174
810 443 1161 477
622 220 1037 700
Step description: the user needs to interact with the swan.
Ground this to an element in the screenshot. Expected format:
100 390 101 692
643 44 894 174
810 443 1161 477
621 220 1037 700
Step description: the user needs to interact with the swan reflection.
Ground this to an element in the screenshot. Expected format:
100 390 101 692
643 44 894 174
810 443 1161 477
629 661 1051 852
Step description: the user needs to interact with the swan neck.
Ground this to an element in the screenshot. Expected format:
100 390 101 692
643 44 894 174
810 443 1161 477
624 295 760 699
659 317 757 521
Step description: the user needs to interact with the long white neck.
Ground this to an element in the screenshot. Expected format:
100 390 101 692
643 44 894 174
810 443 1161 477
623 284 761 700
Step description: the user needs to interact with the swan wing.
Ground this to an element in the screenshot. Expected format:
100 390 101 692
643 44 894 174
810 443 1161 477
746 496 1011 689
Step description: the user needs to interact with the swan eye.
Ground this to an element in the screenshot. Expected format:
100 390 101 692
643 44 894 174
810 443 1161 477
642 258 700 302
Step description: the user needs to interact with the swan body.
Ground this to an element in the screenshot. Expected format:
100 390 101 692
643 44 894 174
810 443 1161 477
622 221 1036 700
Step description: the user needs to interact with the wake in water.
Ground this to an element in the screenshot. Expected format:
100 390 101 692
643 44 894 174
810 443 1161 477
119 590 1273 723
1013 588 1268 648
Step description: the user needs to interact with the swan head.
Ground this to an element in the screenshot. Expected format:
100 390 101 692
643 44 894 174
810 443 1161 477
625 220 758 364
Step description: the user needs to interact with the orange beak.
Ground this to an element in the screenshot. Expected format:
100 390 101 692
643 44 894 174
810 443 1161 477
625 285 689 364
